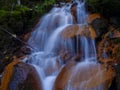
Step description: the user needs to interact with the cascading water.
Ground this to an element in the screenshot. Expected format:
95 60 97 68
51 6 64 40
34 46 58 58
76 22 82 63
28 6 73 51
28 0 103 90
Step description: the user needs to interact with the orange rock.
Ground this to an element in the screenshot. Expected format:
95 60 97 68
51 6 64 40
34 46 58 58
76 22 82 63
89 25 97 39
54 62 115 90
54 61 76 90
44 59 61 76
112 30 120 38
61 24 79 39
88 13 101 24
60 24 97 39
97 30 119 66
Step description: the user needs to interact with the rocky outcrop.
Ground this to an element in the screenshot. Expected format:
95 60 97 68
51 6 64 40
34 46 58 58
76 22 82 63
88 13 108 38
60 24 97 39
97 25 120 90
88 13 101 24
54 61 76 90
54 61 115 90
71 5 108 39
0 60 42 90
97 26 120 65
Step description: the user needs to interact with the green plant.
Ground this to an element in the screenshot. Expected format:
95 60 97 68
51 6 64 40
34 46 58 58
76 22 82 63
14 5 30 12
0 10 8 19
34 0 55 15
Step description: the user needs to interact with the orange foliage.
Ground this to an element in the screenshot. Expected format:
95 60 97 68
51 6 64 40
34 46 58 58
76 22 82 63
97 27 120 66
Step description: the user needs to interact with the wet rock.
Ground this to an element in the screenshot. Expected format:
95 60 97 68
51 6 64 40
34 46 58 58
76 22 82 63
59 51 73 63
59 51 82 63
60 24 97 39
54 61 76 90
70 3 77 23
44 58 61 76
54 62 115 90
0 61 42 90
20 46 31 55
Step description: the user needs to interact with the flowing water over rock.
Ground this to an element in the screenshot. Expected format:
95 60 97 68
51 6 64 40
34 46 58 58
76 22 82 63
27 0 114 90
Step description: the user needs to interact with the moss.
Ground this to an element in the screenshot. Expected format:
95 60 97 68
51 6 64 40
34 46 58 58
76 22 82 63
10 11 21 16
33 0 55 15
14 5 30 12
0 0 56 61
0 10 8 19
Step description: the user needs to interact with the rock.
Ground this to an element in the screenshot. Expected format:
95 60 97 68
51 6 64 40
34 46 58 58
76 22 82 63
103 26 120 39
0 61 42 90
54 61 76 90
97 28 120 66
20 46 31 55
70 3 77 23
111 30 120 38
59 51 82 63
60 24 97 39
88 13 101 24
44 58 61 76
54 62 115 90
110 17 120 27
59 51 73 63
90 14 108 37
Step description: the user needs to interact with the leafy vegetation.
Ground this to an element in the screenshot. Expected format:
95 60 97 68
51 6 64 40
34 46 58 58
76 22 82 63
0 0 57 61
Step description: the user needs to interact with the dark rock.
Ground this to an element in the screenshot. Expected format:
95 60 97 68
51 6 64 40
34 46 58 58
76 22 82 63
91 18 108 38
20 46 31 54
70 3 77 23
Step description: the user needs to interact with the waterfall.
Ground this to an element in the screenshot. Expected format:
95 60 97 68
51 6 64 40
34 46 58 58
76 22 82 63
44 24 70 52
28 7 73 51
17 0 21 5
27 0 103 90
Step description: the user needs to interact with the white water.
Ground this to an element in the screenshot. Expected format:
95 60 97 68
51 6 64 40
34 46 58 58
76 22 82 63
44 24 70 52
76 1 87 24
28 7 73 51
27 0 102 90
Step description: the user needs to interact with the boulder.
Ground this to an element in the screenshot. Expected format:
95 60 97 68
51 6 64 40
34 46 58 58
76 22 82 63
0 61 42 90
60 24 97 39
54 61 76 90
54 61 115 90
97 27 120 65
44 58 61 76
